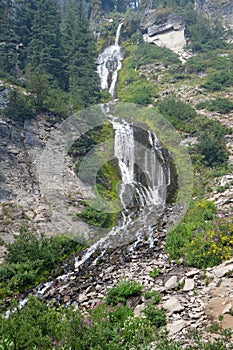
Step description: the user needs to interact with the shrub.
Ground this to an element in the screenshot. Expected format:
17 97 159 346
184 213 233 268
0 230 83 295
149 268 161 279
143 290 162 305
197 131 228 166
131 42 180 67
158 96 197 131
106 280 143 306
4 89 33 120
143 305 166 328
166 200 216 262
202 71 233 91
119 79 155 105
122 316 153 347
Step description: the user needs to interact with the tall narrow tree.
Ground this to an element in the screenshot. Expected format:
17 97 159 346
0 0 16 74
62 0 100 109
27 0 65 88
14 0 37 69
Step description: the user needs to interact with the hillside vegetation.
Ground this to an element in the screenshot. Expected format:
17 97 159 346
0 0 233 349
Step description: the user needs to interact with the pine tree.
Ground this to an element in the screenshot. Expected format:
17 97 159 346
14 0 37 69
101 0 115 12
27 0 66 89
0 0 16 74
62 0 100 109
15 0 66 88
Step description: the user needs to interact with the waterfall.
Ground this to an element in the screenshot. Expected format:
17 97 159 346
97 22 124 97
74 116 170 269
75 24 171 269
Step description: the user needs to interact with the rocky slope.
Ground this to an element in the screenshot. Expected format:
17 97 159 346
195 0 233 28
11 222 233 347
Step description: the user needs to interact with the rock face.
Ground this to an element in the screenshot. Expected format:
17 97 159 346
141 9 187 58
195 0 233 28
0 82 91 254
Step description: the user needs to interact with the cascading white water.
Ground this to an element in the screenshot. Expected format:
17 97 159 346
5 18 173 308
97 22 123 97
74 116 170 269
74 24 171 269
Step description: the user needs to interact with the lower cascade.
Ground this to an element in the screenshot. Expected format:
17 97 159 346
74 108 171 269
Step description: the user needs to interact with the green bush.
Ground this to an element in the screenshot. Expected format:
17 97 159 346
0 230 83 295
122 316 153 347
143 305 166 328
119 79 156 105
197 98 233 114
106 280 143 306
76 201 118 228
4 89 33 120
166 200 216 262
197 131 228 166
202 71 233 91
158 96 197 131
143 290 162 305
184 213 233 268
1 296 232 349
158 97 196 121
166 200 233 268
131 42 180 68
149 268 161 279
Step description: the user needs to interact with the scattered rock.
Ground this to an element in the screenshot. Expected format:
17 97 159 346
167 319 187 335
165 275 178 289
183 278 195 291
163 297 184 313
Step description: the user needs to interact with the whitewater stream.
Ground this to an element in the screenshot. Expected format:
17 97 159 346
6 22 174 303
74 22 171 269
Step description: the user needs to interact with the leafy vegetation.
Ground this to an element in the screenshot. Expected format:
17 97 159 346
166 200 233 268
0 295 232 349
1 0 233 348
106 279 143 305
149 268 161 279
196 98 233 114
158 96 197 131
0 230 83 297
69 124 121 228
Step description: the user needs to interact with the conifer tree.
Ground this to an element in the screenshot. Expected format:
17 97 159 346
62 0 100 109
15 0 66 88
0 0 16 74
14 0 37 69
28 0 65 89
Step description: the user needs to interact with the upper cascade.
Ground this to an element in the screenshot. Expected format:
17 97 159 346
97 22 124 97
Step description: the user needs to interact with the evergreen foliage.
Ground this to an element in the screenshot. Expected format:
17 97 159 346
0 0 16 75
62 0 100 108
27 0 65 88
